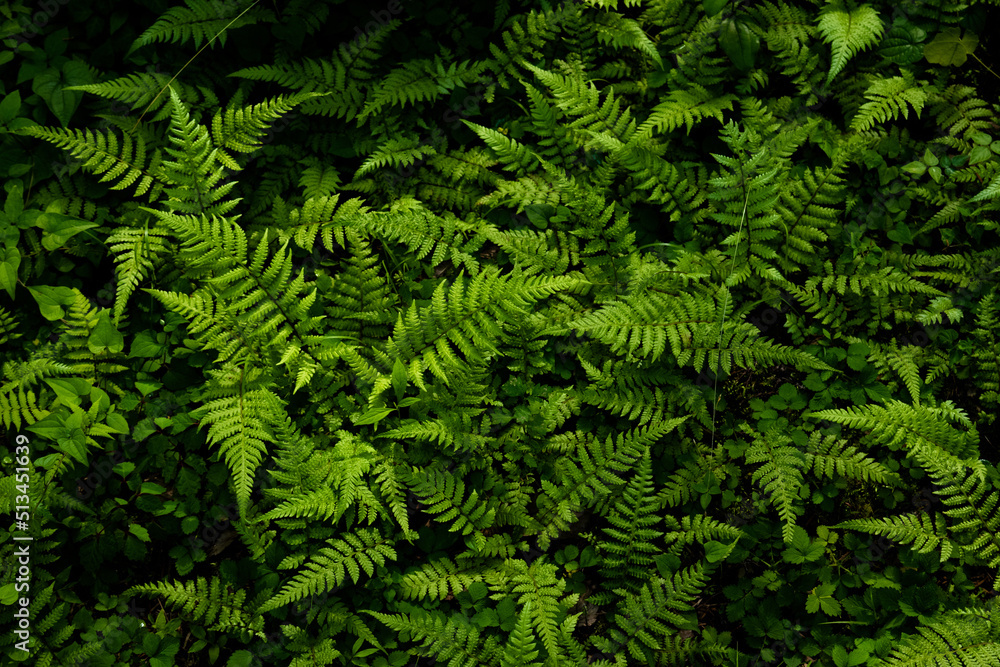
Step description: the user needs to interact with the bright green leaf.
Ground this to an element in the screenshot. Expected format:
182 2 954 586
28 285 77 320
353 406 394 426
129 524 151 542
880 20 926 65
0 247 20 298
88 310 125 354
924 27 978 66
0 90 20 125
36 211 98 251
0 583 18 605
703 0 727 17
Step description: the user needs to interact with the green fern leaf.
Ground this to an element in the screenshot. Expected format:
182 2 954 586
817 1 885 85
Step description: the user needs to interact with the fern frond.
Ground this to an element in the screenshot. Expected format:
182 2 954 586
850 71 929 132
597 449 662 600
635 84 737 141
817 0 885 85
107 223 172 324
359 56 486 123
398 557 499 601
67 71 217 123
191 366 284 516
809 399 981 480
14 126 164 199
365 609 503 667
873 601 1000 666
805 430 902 485
128 0 271 54
836 511 958 562
741 424 808 544
210 91 325 167
260 528 397 612
125 576 265 638
591 565 711 666
231 20 397 120
405 467 496 548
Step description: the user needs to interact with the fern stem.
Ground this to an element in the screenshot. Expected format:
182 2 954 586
130 0 262 133
710 162 752 454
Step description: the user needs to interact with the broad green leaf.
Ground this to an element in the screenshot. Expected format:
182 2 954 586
58 427 89 465
354 406 393 426
25 413 67 441
88 310 125 354
32 67 80 128
135 381 162 396
806 583 842 615
703 0 727 17
924 27 978 66
3 182 23 223
525 204 554 229
0 583 18 605
226 650 254 667
0 246 19 298
130 330 166 358
28 285 77 320
106 412 129 433
0 90 19 125
719 18 760 71
181 516 201 534
704 540 731 563
392 357 408 402
847 342 869 370
129 524 151 542
969 145 992 165
880 20 926 65
783 526 825 563
44 378 93 407
886 221 913 245
36 211 98 251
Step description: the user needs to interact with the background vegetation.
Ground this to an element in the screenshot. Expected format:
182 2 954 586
2 0 1000 665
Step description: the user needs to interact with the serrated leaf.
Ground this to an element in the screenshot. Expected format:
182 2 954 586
4 182 23 224
880 20 926 65
847 342 869 370
129 524 151 542
818 1 885 85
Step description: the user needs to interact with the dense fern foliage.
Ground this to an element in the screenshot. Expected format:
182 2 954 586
3 0 1000 665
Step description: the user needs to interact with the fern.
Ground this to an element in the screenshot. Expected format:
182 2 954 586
365 609 504 667
127 0 271 54
590 564 715 666
850 71 929 132
817 0 885 85
125 576 265 639
873 601 1000 666
14 125 164 200
259 528 398 612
